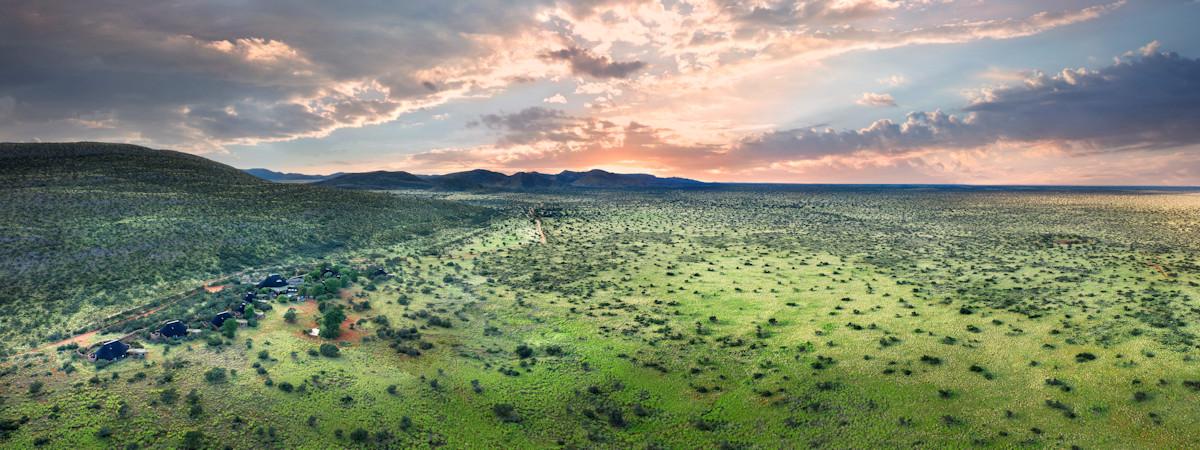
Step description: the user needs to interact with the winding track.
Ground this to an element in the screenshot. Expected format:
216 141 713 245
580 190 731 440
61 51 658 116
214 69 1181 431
529 207 548 244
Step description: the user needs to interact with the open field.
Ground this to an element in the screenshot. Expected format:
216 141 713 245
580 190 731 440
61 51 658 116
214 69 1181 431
3 187 1200 448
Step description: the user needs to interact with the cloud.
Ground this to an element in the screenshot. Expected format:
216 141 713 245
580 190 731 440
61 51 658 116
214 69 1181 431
0 96 14 120
475 106 619 146
0 0 1128 158
401 45 1200 184
732 0 903 27
878 74 907 87
0 0 561 151
408 118 722 173
541 46 647 79
856 92 897 107
205 38 310 65
543 93 568 104
738 47 1200 160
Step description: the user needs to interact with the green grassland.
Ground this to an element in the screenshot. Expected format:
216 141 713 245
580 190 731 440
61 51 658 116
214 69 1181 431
4 185 1200 448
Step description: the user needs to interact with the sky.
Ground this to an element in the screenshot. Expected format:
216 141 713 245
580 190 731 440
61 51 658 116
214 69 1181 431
2 0 1199 184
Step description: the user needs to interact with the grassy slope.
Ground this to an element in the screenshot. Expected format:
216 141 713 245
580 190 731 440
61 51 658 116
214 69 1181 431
0 142 488 353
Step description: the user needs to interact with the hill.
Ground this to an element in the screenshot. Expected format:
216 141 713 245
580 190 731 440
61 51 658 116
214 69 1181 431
243 168 339 182
0 142 487 354
316 170 431 189
316 168 708 191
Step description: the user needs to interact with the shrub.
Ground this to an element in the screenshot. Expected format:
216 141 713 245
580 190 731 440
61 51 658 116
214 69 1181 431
160 388 178 404
188 403 203 418
181 431 204 449
493 403 521 423
203 368 227 384
514 344 534 359
319 343 340 357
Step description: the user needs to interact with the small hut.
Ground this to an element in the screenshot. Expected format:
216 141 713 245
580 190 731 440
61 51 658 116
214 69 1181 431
90 340 130 362
153 320 188 340
211 311 235 328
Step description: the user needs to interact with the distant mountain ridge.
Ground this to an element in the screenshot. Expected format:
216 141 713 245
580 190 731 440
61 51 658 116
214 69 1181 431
317 170 431 190
313 168 709 191
244 168 340 182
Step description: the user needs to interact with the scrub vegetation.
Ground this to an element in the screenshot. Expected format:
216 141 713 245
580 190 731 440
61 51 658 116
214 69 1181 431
0 143 487 353
3 146 1200 448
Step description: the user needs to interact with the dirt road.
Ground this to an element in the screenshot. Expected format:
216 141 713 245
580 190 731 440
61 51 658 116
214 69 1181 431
529 207 547 244
15 271 256 357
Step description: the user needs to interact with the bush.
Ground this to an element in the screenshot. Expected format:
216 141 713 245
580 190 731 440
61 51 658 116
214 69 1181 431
203 368 227 384
182 431 204 449
493 403 521 423
160 388 178 405
319 343 340 358
514 344 534 359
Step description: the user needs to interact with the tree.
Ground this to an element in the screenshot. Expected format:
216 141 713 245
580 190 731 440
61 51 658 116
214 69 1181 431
284 308 297 323
182 430 204 449
320 307 346 339
221 319 238 338
323 278 342 295
319 343 340 357
514 344 534 359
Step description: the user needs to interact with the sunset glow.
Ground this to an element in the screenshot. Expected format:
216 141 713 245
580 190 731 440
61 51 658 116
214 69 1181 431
3 1 1199 184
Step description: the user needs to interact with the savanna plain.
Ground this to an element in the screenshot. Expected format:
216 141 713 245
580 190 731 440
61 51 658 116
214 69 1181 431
3 145 1200 449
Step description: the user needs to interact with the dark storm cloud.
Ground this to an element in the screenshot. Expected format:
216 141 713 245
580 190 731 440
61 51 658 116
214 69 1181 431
962 49 1200 150
541 47 647 79
735 48 1200 161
